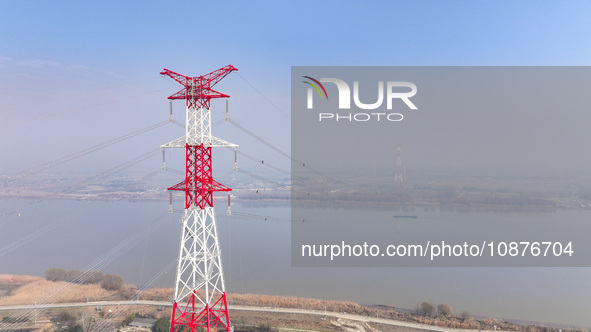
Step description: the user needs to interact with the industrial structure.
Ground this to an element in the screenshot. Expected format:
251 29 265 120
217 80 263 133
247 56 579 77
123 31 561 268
394 144 404 185
160 65 238 332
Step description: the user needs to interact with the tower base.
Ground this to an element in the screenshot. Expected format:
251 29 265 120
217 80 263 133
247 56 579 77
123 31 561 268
170 291 231 332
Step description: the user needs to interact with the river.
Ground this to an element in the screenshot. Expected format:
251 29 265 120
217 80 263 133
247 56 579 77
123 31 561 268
0 199 589 328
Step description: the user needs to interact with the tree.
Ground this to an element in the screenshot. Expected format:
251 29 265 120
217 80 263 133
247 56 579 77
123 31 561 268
66 270 83 283
81 311 94 332
85 271 104 285
419 301 434 316
101 274 124 290
414 303 421 315
63 325 83 332
55 311 77 326
3 316 29 323
46 268 67 281
122 313 138 326
437 303 453 316
254 324 271 332
152 318 170 332
460 311 471 321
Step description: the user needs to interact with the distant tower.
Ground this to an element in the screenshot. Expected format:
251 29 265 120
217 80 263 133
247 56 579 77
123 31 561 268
160 65 237 332
394 144 404 184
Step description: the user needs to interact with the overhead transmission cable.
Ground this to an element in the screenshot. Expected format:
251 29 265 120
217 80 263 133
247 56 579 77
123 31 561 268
0 86 171 130
233 150 289 175
235 169 286 188
227 118 347 188
1 212 169 332
235 72 291 121
0 220 64 258
1 116 174 226
90 259 177 332
0 148 160 228
15 120 170 179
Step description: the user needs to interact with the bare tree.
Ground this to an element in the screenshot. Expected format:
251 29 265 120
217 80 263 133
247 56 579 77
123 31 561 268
80 311 94 332
45 268 67 281
100 274 123 290
419 301 434 316
460 310 471 321
437 303 453 316
85 271 104 285
66 270 83 283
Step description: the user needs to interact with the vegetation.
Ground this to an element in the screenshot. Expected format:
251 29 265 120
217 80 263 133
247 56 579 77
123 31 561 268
460 310 471 321
122 312 149 326
437 303 453 316
62 325 83 332
2 316 29 323
45 268 123 290
152 318 171 332
419 301 434 316
227 292 360 313
80 311 94 332
0 274 576 332
55 310 77 326
100 274 124 291
253 324 272 332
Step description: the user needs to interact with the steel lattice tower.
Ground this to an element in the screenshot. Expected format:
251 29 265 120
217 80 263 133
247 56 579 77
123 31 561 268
160 65 238 332
394 144 404 184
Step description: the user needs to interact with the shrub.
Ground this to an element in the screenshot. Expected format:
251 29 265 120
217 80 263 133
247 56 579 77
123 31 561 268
85 271 105 285
3 316 29 323
65 270 84 283
437 303 453 316
419 301 434 316
45 268 106 285
55 311 77 325
101 274 124 290
460 310 471 321
45 268 67 281
122 313 139 326
63 325 83 332
152 318 171 332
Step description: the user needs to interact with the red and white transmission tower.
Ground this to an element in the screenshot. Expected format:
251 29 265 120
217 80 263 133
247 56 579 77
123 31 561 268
394 144 404 185
160 65 238 332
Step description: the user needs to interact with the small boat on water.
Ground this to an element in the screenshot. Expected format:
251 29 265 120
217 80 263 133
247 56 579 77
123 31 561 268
392 215 418 219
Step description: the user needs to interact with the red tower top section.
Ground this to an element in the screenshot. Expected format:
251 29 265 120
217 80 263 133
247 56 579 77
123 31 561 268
160 65 238 109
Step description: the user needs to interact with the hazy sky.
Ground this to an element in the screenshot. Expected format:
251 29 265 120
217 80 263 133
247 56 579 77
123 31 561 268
2 1 591 176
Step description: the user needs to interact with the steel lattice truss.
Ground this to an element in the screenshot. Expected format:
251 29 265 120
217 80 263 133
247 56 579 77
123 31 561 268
160 65 238 332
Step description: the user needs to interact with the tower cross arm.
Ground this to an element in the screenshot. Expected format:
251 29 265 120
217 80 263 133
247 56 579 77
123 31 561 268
202 65 238 89
160 65 237 89
160 69 191 86
166 87 231 100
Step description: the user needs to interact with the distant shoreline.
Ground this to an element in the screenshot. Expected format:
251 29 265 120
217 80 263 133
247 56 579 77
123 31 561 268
2 189 588 213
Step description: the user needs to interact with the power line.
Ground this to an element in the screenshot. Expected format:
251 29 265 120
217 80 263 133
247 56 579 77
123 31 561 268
235 72 291 121
0 87 171 130
228 119 291 161
71 148 160 189
227 211 291 223
0 220 63 258
15 120 170 178
236 169 286 188
2 212 169 332
234 150 290 175
228 118 346 188
91 259 177 332
0 149 160 228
